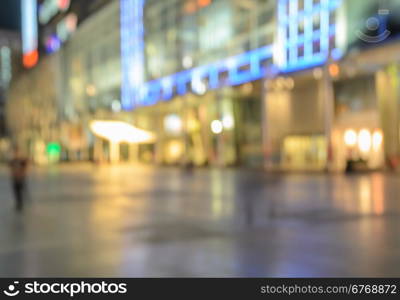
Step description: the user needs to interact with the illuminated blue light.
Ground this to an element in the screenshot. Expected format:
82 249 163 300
120 0 342 110
331 48 344 61
121 0 145 110
288 0 298 64
277 0 342 73
136 46 273 107
45 35 61 53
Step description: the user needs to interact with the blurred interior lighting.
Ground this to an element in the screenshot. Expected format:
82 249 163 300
211 120 223 134
111 100 122 112
192 78 207 95
344 129 357 147
168 140 184 159
86 84 97 97
164 114 183 134
222 115 234 130
372 130 383 151
358 129 372 153
90 121 155 144
182 56 193 69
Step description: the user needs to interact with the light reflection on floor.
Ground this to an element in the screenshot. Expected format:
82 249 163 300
0 164 399 277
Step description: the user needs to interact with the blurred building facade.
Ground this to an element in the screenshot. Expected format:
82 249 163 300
7 0 115 163
58 0 122 162
129 0 276 166
6 0 400 171
121 0 340 169
0 29 21 161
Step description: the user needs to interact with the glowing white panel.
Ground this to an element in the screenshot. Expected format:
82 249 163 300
90 120 155 144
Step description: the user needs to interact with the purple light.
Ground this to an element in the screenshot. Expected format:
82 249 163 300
45 35 61 54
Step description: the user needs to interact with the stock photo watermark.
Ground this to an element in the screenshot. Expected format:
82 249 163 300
356 5 391 43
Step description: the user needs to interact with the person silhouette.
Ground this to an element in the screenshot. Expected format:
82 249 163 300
9 147 29 212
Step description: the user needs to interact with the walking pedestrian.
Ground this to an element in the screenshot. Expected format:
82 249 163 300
9 147 29 212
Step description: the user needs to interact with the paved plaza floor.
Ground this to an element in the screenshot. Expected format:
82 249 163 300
0 164 399 277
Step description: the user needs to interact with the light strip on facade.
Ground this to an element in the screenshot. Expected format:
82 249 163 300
139 45 273 106
21 0 39 68
121 0 145 110
120 0 342 110
304 0 313 62
276 0 341 72
0 46 12 88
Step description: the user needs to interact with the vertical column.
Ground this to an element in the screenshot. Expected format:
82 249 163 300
261 80 269 170
376 65 400 170
110 142 120 163
181 96 190 167
94 138 103 163
321 66 335 172
129 143 139 163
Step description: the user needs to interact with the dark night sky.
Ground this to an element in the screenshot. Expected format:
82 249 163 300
0 0 21 31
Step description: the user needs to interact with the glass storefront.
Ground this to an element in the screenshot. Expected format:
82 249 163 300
143 0 275 81
131 81 264 167
332 74 385 171
376 64 400 170
264 72 327 171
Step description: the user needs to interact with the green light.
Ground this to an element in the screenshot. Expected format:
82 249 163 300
47 143 61 163
46 142 61 155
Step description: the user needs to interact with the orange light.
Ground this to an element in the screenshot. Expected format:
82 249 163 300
23 50 39 69
198 0 211 7
328 63 340 77
86 84 97 97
